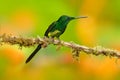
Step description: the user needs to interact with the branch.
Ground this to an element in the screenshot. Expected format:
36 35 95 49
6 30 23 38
0 34 120 60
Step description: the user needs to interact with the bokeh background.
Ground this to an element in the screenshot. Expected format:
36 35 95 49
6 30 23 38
0 0 120 80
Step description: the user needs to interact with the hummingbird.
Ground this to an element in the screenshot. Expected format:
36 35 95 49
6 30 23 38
25 15 87 63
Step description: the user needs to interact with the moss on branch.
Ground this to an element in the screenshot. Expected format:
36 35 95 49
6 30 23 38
0 34 120 59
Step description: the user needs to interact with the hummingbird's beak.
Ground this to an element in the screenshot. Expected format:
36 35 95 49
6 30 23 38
75 16 88 19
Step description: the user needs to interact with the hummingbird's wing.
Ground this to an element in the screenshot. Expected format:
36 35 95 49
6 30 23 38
44 21 57 37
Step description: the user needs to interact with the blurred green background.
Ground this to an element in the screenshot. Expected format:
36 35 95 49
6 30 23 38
0 0 120 80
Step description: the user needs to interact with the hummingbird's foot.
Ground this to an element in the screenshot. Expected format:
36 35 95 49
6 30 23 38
57 39 61 44
56 37 61 44
43 36 49 42
49 37 54 43
56 38 62 50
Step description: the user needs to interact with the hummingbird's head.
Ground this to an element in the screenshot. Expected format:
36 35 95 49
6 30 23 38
57 15 87 24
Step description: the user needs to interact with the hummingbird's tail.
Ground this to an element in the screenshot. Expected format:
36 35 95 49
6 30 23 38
25 44 42 63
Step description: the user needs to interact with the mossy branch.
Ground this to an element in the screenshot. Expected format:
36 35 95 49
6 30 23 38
0 34 120 59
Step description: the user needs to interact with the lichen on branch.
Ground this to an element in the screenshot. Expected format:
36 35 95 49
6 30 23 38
0 34 120 59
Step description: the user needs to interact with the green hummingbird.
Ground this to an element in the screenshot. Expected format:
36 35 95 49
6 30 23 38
25 15 87 63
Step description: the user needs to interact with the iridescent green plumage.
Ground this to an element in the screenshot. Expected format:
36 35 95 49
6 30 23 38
44 15 87 38
25 15 87 63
